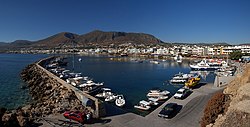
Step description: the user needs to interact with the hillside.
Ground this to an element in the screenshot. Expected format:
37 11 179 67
33 32 79 48
206 63 250 127
76 30 162 46
0 30 163 50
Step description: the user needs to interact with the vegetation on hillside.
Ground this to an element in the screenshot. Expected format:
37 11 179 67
200 91 230 127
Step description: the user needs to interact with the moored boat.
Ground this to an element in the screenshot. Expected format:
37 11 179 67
190 59 227 71
95 88 112 98
147 98 159 106
147 89 170 97
115 95 126 107
170 72 193 84
105 94 118 102
149 95 169 101
149 60 160 64
134 100 151 110
185 75 201 88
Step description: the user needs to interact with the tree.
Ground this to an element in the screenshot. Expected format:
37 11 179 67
229 51 242 60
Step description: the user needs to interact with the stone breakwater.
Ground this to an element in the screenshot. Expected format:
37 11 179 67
0 60 85 126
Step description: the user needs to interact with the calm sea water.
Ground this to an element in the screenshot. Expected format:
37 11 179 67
0 54 215 114
65 55 216 115
0 54 49 109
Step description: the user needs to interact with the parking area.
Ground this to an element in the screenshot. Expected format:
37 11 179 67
83 83 223 127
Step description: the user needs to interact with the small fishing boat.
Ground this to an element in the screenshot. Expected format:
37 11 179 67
185 75 201 88
170 72 193 84
148 98 159 106
66 77 84 86
147 89 170 97
134 100 151 110
95 88 112 98
149 95 169 101
115 95 126 107
105 94 118 102
150 60 159 64
78 58 82 62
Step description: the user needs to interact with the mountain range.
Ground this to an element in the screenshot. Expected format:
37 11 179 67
0 30 240 52
0 30 163 51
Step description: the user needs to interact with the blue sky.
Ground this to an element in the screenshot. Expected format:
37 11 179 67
0 0 249 44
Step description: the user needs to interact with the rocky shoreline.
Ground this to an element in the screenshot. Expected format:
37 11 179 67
1 62 86 126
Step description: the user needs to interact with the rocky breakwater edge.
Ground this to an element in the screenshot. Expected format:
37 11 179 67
0 62 85 126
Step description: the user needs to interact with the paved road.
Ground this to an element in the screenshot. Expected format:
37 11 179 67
38 83 223 127
86 83 223 127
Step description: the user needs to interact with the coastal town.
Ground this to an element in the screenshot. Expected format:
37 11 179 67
8 43 250 58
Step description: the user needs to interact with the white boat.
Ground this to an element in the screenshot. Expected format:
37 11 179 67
150 60 160 64
170 72 193 83
66 77 84 86
190 59 227 71
105 94 118 102
170 79 187 83
134 100 151 110
78 58 82 62
147 98 159 106
81 85 102 94
147 90 170 97
149 95 169 101
115 95 126 107
68 72 82 78
95 88 112 98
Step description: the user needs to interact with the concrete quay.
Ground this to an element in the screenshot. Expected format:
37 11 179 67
85 83 222 127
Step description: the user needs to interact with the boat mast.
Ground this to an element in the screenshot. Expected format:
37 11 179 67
72 40 75 72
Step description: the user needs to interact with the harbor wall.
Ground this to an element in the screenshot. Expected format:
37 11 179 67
22 56 106 118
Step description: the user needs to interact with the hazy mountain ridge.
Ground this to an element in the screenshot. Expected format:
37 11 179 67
0 30 163 49
76 30 162 46
172 42 231 46
0 30 248 51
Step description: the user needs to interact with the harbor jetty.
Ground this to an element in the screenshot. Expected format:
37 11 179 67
0 56 106 126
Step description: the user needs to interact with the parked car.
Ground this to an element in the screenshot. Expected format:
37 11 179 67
158 103 179 118
63 111 87 124
174 88 190 99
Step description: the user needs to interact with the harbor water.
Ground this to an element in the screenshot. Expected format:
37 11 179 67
64 55 216 115
0 54 49 109
0 54 215 115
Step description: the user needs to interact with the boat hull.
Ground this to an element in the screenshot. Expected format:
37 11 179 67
190 65 221 71
134 105 150 110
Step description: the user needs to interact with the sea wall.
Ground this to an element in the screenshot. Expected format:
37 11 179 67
205 63 250 127
0 56 105 126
